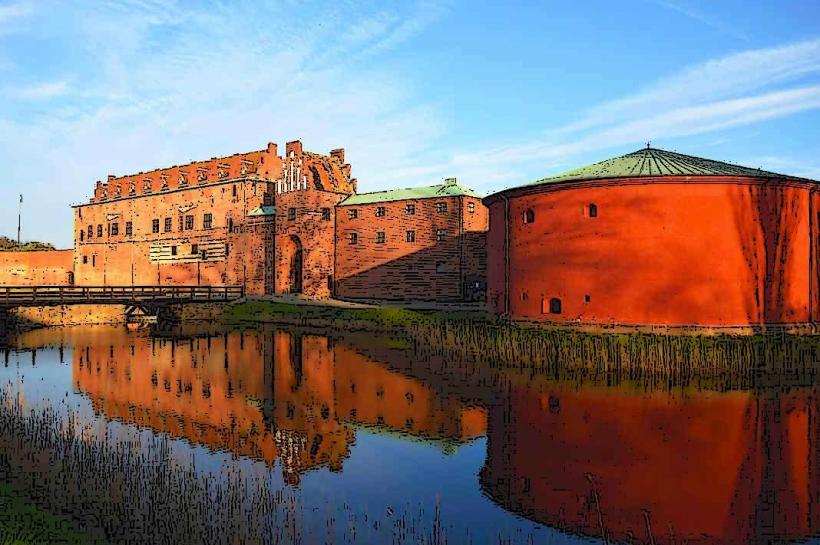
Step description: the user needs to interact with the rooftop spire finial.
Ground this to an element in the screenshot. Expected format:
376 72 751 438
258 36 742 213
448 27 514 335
646 141 651 149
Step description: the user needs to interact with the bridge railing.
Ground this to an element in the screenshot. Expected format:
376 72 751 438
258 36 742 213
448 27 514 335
0 285 245 304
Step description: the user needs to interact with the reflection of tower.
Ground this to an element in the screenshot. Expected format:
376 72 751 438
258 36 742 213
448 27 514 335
275 428 307 486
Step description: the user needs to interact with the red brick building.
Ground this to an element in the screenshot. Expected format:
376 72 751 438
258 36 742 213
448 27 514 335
484 147 819 327
63 141 489 301
335 179 488 301
72 140 354 297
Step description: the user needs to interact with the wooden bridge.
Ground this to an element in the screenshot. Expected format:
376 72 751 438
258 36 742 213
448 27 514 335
0 285 244 329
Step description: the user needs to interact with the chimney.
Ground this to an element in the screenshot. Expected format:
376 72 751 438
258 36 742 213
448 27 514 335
267 142 278 155
444 177 457 186
330 148 345 164
285 140 303 157
107 174 116 182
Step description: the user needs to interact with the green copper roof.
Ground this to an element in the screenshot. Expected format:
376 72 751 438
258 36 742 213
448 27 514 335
523 147 814 189
339 178 480 206
247 205 275 216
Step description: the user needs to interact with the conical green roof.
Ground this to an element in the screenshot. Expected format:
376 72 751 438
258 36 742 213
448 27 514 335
523 147 814 189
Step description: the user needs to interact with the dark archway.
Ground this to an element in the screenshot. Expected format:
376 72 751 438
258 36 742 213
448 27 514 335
289 235 303 294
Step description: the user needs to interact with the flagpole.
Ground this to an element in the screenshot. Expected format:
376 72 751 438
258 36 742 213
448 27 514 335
17 194 22 248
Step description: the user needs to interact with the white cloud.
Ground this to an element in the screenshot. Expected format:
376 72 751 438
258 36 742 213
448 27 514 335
0 0 449 246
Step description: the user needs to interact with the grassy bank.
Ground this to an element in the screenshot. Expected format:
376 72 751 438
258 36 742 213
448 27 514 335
0 481 101 544
225 300 820 383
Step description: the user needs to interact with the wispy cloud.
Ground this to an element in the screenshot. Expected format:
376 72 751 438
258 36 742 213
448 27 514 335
0 0 449 245
433 38 820 193
649 0 749 41
0 1 31 23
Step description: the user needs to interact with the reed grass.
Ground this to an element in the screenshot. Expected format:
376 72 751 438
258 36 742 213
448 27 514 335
0 390 538 545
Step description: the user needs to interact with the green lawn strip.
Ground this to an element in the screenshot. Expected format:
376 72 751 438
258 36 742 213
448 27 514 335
0 482 104 545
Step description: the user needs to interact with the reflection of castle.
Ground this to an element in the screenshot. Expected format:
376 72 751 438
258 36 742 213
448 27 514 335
480 383 820 544
71 327 486 483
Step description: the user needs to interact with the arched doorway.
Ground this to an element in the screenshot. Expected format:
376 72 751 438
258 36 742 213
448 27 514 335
289 235 303 294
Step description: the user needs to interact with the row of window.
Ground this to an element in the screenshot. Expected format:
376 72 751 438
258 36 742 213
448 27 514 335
347 201 475 220
523 204 598 224
80 213 215 241
348 229 447 245
287 207 332 221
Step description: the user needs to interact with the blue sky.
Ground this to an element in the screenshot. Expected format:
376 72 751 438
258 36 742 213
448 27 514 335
1 0 820 247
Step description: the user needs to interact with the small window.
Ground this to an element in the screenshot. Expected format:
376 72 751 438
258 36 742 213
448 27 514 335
191 244 199 255
584 294 591 303
164 218 172 232
436 202 447 213
436 229 446 241
348 232 358 245
405 204 415 215
589 203 598 218
523 209 535 224
125 221 132 236
376 232 385 244
321 208 331 221
97 224 103 237
376 206 385 217
467 202 475 214
92 255 96 267
185 215 194 230
171 246 177 256
79 230 84 242
549 298 562 314
232 185 237 198
82 255 88 264
203 213 213 229
348 209 358 219
178 215 184 231
87 225 93 239
152 219 160 233
111 223 119 236
288 207 296 220
406 230 415 243
436 261 446 273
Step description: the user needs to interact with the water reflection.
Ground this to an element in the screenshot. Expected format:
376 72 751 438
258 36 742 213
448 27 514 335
4 325 820 544
69 327 486 485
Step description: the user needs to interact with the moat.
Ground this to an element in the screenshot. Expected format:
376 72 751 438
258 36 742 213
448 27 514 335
1 324 820 544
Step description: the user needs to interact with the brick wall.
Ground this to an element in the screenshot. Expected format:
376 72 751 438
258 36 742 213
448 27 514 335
334 195 488 301
0 250 74 285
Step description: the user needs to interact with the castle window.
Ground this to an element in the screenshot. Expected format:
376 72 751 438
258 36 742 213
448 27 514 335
376 231 385 244
232 185 237 198
523 209 535 224
125 221 132 236
548 298 562 314
436 229 447 241
92 255 96 267
288 207 296 221
348 232 358 245
191 244 199 255
348 209 358 219
152 219 160 233
97 224 103 237
185 215 194 230
585 294 591 303
589 203 598 218
405 204 415 215
110 223 119 236
406 230 415 243
436 261 446 273
436 202 447 213
171 246 177 256
203 213 213 229
375 206 385 217
164 218 172 232
227 218 234 231
467 202 475 214
321 208 331 221
79 230 84 242
82 255 87 264
87 225 93 239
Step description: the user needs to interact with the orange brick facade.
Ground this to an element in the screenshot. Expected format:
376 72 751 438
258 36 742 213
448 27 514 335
61 140 489 301
0 250 74 285
485 177 819 327
334 194 488 301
